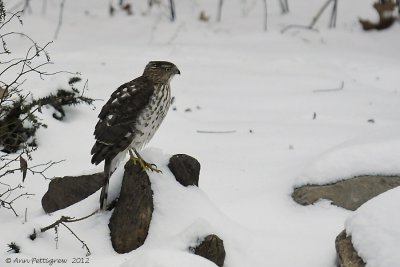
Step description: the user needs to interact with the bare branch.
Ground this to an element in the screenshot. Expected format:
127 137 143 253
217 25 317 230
197 130 237 134
60 222 91 256
281 25 319 34
27 160 65 180
169 0 176 22
312 81 344 93
0 11 23 31
281 0 337 33
0 190 34 217
309 0 334 29
54 0 66 39
29 210 98 256
217 0 223 22
263 0 267 31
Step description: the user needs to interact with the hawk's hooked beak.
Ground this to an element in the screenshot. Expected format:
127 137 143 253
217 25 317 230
175 68 181 75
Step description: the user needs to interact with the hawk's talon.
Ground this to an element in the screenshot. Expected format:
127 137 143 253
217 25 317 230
129 149 162 173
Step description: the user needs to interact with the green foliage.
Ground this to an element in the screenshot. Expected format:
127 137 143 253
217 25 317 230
0 0 5 22
37 77 94 121
0 77 95 153
7 242 20 253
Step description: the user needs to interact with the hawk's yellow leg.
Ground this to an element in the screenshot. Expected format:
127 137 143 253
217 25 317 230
129 149 162 173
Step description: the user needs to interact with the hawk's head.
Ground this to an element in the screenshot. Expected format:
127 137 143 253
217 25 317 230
143 61 180 84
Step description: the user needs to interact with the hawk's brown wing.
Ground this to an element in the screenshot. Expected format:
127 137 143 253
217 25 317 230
91 76 154 165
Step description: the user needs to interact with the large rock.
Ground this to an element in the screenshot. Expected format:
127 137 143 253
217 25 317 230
41 172 105 213
108 160 153 254
359 2 396 31
193 234 226 267
292 175 400 210
335 230 365 267
168 154 201 187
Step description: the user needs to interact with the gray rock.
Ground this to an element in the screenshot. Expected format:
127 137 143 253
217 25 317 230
193 234 226 267
41 172 105 213
292 175 400 210
168 154 200 187
108 160 153 254
335 230 366 267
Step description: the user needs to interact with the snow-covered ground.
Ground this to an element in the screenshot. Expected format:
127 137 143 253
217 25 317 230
1 0 400 266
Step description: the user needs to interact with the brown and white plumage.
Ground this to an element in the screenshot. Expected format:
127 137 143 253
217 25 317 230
91 61 180 209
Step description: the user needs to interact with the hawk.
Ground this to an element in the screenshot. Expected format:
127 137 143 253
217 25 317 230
91 61 180 210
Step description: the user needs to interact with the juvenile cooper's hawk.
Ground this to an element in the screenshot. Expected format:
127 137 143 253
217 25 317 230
91 61 180 210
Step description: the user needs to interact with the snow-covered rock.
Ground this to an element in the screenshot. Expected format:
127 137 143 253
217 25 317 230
345 187 400 267
292 175 400 210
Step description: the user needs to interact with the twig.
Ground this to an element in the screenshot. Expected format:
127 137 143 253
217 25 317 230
54 0 66 39
281 0 336 33
197 130 237 134
80 79 89 97
281 24 319 34
312 81 344 93
22 0 32 14
166 22 185 44
263 0 268 31
30 210 98 256
60 222 91 256
217 0 223 22
279 0 289 14
9 2 25 13
0 11 23 31
310 0 334 29
284 0 289 13
148 15 162 44
34 211 98 235
329 0 338 28
0 184 23 198
0 192 34 216
27 160 66 180
169 0 176 22
42 0 48 15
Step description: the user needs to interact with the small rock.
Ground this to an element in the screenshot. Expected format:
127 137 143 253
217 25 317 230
41 172 105 213
109 160 153 254
199 11 209 22
335 230 366 267
194 234 226 267
168 154 200 187
359 2 396 31
292 175 400 210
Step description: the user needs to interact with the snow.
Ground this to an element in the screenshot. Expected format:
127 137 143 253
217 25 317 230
1 0 400 266
346 187 400 267
296 128 400 186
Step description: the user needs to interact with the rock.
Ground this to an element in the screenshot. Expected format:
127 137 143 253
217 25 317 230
108 161 153 254
359 18 395 31
168 154 200 187
41 172 105 213
335 230 366 267
292 175 400 210
193 234 226 267
359 2 396 31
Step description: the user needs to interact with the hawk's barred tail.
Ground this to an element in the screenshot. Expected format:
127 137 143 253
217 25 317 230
100 159 112 210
